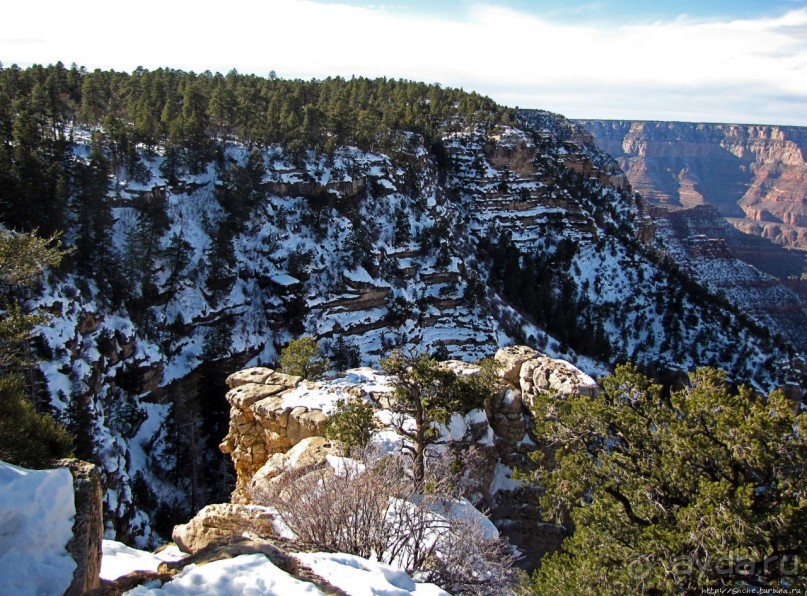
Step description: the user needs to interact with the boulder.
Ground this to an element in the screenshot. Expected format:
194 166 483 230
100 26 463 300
494 346 538 384
284 436 335 469
530 356 599 404
172 503 278 554
226 383 287 410
486 347 600 443
226 367 275 388
226 367 302 391
248 437 338 503
287 409 329 444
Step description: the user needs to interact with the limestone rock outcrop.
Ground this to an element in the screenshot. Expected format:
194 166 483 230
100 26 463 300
219 367 329 503
172 439 341 573
213 350 601 571
247 437 338 500
221 353 601 498
495 345 539 385
523 356 600 403
488 347 599 445
485 347 599 569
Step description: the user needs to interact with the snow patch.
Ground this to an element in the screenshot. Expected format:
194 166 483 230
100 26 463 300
295 552 449 596
270 273 301 287
490 463 522 495
344 266 375 285
0 461 77 596
100 540 184 580
126 553 322 595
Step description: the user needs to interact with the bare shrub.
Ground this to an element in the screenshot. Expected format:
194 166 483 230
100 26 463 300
252 447 409 559
422 444 489 503
253 446 518 594
423 516 520 595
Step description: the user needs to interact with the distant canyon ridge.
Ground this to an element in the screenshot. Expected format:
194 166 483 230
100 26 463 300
577 120 807 294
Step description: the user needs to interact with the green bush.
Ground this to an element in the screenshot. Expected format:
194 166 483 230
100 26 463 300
525 364 806 593
279 336 330 380
325 398 377 450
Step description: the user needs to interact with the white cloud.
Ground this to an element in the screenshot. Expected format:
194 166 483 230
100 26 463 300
2 1 806 124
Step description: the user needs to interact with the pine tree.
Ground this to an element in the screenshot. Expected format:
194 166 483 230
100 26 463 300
526 364 806 592
163 231 192 301
204 223 236 303
329 335 361 371
0 229 73 467
279 336 329 380
379 351 497 487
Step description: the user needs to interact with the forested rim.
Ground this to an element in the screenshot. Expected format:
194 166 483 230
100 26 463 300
0 61 517 234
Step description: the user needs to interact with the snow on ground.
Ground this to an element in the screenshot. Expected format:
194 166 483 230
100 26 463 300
0 461 77 596
101 540 184 581
490 463 523 495
344 266 375 285
125 554 323 595
294 552 449 596
281 367 393 414
420 497 499 541
102 540 450 595
326 454 366 477
269 273 301 287
369 428 406 453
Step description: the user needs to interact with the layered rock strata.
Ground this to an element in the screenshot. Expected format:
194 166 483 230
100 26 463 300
578 119 807 254
652 205 807 351
219 368 327 503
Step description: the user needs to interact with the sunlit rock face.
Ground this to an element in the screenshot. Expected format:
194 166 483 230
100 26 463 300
579 120 807 252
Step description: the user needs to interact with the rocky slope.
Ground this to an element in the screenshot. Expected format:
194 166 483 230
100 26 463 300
27 114 798 547
578 119 807 335
651 205 807 351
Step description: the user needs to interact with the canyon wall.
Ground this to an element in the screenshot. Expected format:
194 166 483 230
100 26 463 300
577 120 807 254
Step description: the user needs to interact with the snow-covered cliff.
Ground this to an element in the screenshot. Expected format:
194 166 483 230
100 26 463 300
28 115 796 545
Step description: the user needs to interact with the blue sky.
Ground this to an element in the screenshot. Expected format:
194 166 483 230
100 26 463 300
322 0 801 21
3 0 807 125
